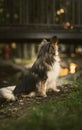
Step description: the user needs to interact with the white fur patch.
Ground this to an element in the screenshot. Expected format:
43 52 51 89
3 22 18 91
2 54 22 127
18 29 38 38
47 56 60 90
0 86 16 101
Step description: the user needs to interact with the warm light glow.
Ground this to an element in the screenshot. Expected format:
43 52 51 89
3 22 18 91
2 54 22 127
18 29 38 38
64 22 71 29
59 62 77 76
59 68 69 76
71 25 74 29
69 63 77 74
11 42 16 49
57 10 61 15
60 8 65 14
76 47 82 53
57 8 65 15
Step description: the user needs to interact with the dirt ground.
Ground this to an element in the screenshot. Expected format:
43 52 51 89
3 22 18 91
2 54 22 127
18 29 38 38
0 61 81 125
0 64 61 121
0 84 78 124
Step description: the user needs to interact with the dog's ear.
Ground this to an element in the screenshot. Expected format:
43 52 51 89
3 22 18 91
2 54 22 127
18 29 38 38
39 39 48 51
50 36 59 50
50 36 58 45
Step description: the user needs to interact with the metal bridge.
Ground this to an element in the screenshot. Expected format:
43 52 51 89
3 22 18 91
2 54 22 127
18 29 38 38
0 0 82 43
0 24 82 43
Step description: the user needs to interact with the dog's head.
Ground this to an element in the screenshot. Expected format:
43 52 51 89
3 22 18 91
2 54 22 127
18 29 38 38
31 36 60 82
38 36 59 58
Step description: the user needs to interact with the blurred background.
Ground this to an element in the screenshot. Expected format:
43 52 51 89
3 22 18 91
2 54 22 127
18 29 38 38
1 1 82 129
0 0 82 61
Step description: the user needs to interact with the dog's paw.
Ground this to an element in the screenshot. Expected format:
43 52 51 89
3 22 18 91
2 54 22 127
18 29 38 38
55 89 60 92
39 93 47 98
53 88 60 92
22 92 36 98
27 92 36 97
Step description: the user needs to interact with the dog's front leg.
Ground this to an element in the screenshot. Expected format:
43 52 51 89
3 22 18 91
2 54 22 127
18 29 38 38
37 81 47 97
51 81 60 92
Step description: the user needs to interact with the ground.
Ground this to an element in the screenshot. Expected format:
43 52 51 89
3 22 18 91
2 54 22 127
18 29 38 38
0 58 82 130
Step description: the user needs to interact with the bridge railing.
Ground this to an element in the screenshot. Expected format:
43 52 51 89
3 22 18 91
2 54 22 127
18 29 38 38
0 24 82 42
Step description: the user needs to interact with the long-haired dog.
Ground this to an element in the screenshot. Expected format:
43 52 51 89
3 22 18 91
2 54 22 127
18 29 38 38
0 36 61 101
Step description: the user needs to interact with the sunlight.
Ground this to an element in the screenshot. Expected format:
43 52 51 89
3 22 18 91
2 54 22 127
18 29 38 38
59 62 77 76
69 63 77 74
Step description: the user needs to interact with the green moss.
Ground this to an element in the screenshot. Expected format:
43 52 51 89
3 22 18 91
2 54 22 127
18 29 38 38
1 77 82 130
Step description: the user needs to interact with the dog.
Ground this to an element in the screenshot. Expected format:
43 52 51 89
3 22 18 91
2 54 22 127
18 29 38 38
0 36 61 101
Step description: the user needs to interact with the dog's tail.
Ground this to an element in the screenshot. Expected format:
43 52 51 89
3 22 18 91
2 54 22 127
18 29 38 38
0 86 16 101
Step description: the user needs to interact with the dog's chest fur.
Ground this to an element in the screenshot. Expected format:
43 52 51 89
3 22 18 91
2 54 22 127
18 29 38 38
46 56 60 88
